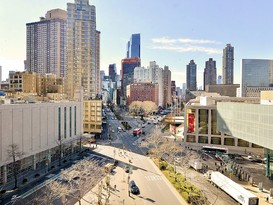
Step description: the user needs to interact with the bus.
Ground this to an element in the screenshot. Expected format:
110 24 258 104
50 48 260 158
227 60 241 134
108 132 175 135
133 128 142 136
201 146 228 155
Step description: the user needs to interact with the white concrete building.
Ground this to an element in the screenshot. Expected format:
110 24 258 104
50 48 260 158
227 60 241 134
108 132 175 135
134 67 150 83
0 101 83 184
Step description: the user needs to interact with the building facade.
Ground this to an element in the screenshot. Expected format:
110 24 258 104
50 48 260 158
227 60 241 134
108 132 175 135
95 30 101 96
26 9 67 78
9 71 23 92
184 95 261 152
126 33 140 58
205 84 240 97
134 67 150 83
242 59 273 97
0 101 83 185
83 100 102 134
222 44 234 84
121 58 141 98
186 60 197 91
203 58 217 90
126 82 159 106
109 64 117 82
66 0 99 100
217 92 273 178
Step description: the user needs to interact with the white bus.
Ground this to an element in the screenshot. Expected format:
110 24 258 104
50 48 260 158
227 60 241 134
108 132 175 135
201 145 228 154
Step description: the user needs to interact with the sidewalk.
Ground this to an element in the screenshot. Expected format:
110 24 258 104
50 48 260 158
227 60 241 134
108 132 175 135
76 166 142 205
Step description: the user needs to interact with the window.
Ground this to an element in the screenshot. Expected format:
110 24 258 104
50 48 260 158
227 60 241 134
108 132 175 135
70 107 72 137
58 107 61 140
64 107 67 138
74 106 77 135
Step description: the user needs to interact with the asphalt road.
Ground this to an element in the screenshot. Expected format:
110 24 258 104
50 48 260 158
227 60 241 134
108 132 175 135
102 111 155 155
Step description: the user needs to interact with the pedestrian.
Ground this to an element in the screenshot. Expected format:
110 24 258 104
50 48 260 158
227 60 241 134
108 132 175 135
266 195 269 202
128 190 130 196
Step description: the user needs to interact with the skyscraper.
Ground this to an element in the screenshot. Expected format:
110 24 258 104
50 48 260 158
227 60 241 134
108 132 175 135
163 66 172 107
26 9 67 77
121 58 141 98
222 44 234 84
203 58 216 90
186 60 197 91
109 64 117 82
242 59 273 97
66 0 100 100
126 33 140 58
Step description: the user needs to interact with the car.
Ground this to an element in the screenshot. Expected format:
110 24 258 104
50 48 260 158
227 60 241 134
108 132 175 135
124 165 130 173
129 180 140 195
113 160 119 167
56 177 69 184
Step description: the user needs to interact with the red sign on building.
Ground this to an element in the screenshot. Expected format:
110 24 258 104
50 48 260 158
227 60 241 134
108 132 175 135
188 113 195 133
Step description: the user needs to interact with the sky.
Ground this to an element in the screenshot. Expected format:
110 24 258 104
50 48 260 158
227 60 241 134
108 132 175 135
1 0 273 88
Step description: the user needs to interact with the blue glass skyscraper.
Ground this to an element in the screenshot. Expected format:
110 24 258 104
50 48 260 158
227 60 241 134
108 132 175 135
126 33 140 58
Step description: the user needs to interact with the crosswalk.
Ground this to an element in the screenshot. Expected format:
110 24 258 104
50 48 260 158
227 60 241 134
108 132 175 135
145 175 163 181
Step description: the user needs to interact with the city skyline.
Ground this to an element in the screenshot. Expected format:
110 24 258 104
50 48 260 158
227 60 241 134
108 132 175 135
1 0 273 88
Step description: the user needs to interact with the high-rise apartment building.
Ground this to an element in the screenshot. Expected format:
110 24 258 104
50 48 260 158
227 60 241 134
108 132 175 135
203 58 216 90
26 9 67 78
148 61 164 106
242 59 273 97
171 80 177 105
95 30 101 95
109 64 117 82
121 58 141 98
66 0 100 100
186 60 197 91
133 62 165 106
126 33 141 58
222 44 234 84
163 66 172 107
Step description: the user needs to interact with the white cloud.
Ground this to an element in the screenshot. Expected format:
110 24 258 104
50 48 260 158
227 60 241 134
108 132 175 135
152 37 220 45
150 45 222 54
150 37 222 54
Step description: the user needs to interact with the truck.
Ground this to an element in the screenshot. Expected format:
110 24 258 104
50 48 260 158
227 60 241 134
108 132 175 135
190 160 203 171
209 171 259 205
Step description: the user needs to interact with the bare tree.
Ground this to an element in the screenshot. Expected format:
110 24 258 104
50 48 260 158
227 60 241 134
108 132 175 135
128 101 142 115
7 144 24 189
29 157 107 205
28 180 65 205
142 101 157 115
